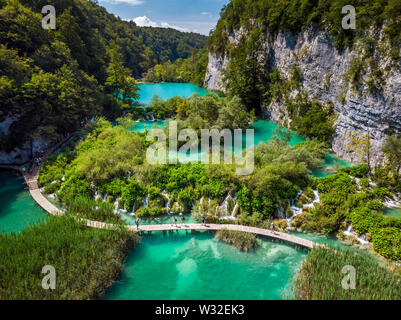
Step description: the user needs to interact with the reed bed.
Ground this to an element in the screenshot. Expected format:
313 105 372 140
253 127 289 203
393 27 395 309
294 247 401 300
0 216 139 300
215 229 259 251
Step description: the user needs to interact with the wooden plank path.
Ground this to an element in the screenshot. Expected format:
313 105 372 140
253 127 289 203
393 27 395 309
1 138 318 249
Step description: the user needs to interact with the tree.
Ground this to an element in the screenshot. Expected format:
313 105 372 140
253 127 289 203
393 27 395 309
383 134 401 174
105 46 139 106
346 130 372 173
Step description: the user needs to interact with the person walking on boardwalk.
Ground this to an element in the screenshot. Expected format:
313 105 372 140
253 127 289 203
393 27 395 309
270 222 276 234
181 215 185 226
201 214 206 226
136 218 140 230
172 215 177 226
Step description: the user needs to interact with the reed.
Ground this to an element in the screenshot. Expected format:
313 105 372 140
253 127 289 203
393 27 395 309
293 247 401 300
0 216 139 300
215 229 259 251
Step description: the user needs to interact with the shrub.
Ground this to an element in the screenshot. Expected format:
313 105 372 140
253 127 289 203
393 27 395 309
215 229 259 251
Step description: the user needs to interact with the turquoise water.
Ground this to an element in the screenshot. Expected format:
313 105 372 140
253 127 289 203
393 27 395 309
137 83 210 106
132 120 167 133
122 212 198 226
0 170 46 234
104 231 307 300
383 207 401 218
132 118 351 174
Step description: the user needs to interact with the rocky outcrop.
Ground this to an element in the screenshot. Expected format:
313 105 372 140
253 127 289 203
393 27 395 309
204 26 401 167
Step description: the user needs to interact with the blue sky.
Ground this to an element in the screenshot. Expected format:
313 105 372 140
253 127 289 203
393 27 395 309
98 0 229 35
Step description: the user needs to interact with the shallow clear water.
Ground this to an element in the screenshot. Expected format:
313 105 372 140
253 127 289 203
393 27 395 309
132 120 167 133
104 231 307 300
132 117 351 174
0 170 46 234
383 207 401 218
137 83 210 106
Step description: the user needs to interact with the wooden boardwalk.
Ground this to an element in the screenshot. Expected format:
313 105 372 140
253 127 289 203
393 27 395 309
1 138 317 249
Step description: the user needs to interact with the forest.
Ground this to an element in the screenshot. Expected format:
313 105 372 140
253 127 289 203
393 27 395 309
0 0 206 155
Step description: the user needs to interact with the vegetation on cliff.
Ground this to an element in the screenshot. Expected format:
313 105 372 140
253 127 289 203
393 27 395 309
210 0 401 55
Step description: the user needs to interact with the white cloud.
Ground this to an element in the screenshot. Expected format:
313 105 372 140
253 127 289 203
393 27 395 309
200 12 209 15
100 0 145 6
130 16 189 33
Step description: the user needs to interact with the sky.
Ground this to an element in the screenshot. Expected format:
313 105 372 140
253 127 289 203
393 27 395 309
98 0 229 35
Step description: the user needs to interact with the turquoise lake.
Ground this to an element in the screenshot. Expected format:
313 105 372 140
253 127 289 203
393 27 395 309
104 231 307 300
137 83 210 106
0 170 46 234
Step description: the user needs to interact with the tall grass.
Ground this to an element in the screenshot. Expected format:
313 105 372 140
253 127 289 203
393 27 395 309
0 216 139 300
215 229 259 251
294 247 401 300
65 196 118 223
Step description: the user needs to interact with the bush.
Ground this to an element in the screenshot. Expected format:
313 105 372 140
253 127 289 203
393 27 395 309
215 229 259 251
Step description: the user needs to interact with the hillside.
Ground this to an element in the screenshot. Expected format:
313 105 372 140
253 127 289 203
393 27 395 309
204 0 401 166
0 0 206 164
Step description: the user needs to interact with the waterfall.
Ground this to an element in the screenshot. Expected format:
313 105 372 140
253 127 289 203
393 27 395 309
303 190 320 208
286 190 303 222
220 193 239 220
221 194 231 216
143 194 149 207
277 206 286 220
162 191 171 213
343 225 353 237
343 225 370 244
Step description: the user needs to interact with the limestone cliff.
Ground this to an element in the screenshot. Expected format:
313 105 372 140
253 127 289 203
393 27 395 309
204 26 401 167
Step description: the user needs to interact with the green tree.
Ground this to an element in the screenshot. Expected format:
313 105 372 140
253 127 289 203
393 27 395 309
105 46 139 106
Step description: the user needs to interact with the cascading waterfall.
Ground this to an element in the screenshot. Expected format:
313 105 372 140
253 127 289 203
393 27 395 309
143 194 149 207
162 191 171 213
343 225 369 244
284 190 321 228
220 193 239 220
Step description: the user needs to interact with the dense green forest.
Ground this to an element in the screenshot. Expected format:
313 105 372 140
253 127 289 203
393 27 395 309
142 48 208 85
210 0 401 54
132 26 206 65
0 0 206 154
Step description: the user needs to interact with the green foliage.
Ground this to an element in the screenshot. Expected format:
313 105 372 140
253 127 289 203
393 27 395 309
372 227 401 260
383 134 401 174
286 92 335 143
210 0 401 55
215 229 259 251
0 0 207 152
143 48 209 86
294 247 401 300
0 216 139 300
132 26 206 65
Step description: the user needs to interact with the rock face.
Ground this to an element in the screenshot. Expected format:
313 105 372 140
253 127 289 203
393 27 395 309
204 27 401 167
